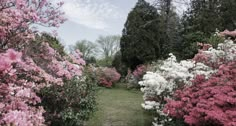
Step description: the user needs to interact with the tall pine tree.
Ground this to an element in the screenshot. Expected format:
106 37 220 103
156 0 182 58
120 0 161 70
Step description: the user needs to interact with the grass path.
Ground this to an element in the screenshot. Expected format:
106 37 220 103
85 85 153 126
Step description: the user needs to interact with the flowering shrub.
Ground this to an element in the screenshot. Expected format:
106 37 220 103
164 61 236 125
139 38 236 125
133 65 147 79
193 40 236 69
40 71 97 126
0 42 86 126
124 65 147 89
0 49 45 126
96 67 121 87
139 53 214 125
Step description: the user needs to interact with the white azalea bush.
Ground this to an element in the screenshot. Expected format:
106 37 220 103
194 40 236 68
139 39 236 126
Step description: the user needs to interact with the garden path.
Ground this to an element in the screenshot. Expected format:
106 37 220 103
85 85 153 126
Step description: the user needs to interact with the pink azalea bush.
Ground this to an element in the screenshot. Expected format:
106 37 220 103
0 45 86 126
31 42 85 80
96 67 121 87
0 49 45 126
124 65 147 89
133 64 147 80
0 0 89 125
219 29 236 38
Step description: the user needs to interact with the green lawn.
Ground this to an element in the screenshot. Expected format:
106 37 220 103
85 85 153 126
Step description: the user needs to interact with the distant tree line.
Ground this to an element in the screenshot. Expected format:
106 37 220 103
70 35 121 66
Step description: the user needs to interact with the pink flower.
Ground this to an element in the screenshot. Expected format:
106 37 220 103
0 58 11 71
133 65 146 79
6 49 22 62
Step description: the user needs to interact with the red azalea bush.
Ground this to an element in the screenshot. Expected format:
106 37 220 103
164 61 236 126
96 67 121 87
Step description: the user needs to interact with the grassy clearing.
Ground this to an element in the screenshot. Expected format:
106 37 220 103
85 84 153 126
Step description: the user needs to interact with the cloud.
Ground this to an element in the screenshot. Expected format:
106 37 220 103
62 0 124 30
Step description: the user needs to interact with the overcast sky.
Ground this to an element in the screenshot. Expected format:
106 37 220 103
39 0 137 47
39 0 188 47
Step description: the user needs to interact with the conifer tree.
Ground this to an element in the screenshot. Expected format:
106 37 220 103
120 0 161 70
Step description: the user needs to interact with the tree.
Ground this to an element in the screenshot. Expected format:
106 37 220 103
182 0 222 36
219 0 236 30
112 51 128 76
177 0 236 60
96 35 120 66
71 40 97 61
177 0 223 59
120 0 161 70
154 0 183 58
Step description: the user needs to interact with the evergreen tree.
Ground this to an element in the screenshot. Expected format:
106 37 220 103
112 51 128 76
120 0 161 70
219 0 236 30
157 0 182 58
183 0 222 36
179 0 222 59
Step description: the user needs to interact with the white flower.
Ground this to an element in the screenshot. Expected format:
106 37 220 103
141 101 159 110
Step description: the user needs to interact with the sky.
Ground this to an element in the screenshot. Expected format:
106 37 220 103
39 0 138 47
39 0 189 47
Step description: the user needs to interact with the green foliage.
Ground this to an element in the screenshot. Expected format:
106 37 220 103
120 0 161 70
86 56 97 64
179 31 206 60
181 0 222 36
112 51 128 76
164 118 187 126
39 72 97 126
219 0 236 30
96 57 113 67
206 34 224 48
